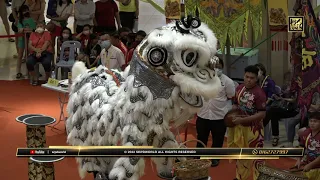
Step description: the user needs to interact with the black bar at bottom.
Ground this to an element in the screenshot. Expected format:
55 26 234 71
78 148 241 156
16 148 304 157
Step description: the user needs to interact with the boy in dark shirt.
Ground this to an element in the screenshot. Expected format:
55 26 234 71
87 34 101 68
295 112 320 179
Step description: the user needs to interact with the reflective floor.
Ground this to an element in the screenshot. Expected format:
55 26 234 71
0 0 166 81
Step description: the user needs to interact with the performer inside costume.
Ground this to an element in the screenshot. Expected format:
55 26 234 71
66 13 222 180
227 65 266 180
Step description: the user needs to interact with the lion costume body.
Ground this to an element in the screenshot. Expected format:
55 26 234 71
66 15 221 180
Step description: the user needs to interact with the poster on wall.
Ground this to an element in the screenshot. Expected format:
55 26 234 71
268 0 288 26
165 0 181 19
299 0 320 110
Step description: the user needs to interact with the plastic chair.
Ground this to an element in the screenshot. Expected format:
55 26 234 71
55 41 81 79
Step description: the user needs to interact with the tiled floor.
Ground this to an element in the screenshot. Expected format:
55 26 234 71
0 0 166 81
0 0 297 147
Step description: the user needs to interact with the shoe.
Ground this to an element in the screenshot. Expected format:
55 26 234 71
8 38 14 42
16 73 23 79
32 80 38 86
272 137 279 147
211 160 219 167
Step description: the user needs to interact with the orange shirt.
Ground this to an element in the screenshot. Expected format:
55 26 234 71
116 41 128 58
126 48 134 66
29 31 53 53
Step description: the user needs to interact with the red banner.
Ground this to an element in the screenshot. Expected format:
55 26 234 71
299 0 320 111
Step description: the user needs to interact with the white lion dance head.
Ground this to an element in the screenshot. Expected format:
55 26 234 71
130 14 220 125
67 13 220 180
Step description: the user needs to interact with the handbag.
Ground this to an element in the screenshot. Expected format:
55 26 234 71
270 100 297 112
9 0 26 22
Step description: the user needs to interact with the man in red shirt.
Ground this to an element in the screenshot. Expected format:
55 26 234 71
109 31 128 58
94 0 121 34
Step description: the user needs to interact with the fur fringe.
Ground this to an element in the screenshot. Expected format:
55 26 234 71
72 61 88 81
78 166 87 179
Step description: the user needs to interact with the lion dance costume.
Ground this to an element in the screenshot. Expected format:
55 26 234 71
66 14 221 179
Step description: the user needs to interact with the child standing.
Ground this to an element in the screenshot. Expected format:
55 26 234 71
296 112 320 179
16 5 36 79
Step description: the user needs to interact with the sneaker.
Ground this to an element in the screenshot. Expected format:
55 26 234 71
13 54 18 58
32 80 38 86
211 160 219 167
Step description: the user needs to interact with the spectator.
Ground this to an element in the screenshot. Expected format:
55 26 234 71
26 22 53 85
255 63 275 107
130 30 146 48
75 24 92 54
76 24 93 65
94 0 121 34
11 0 27 57
16 5 36 79
74 0 95 34
118 27 131 45
99 37 125 71
27 0 45 23
57 27 77 79
265 74 300 146
86 34 102 68
57 27 74 57
109 31 128 58
0 0 15 42
118 0 139 31
46 0 73 50
125 30 146 65
196 57 235 167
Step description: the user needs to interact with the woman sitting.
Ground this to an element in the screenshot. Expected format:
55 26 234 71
265 72 300 146
26 22 53 85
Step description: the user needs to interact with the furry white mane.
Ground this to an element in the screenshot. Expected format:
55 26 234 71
67 18 221 180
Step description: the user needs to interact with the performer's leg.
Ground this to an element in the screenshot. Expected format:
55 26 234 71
196 116 210 148
151 130 185 176
211 119 226 148
108 124 145 180
248 122 264 180
236 159 252 180
210 119 226 166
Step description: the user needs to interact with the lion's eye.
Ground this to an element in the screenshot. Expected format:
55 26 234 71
147 47 168 67
182 50 198 67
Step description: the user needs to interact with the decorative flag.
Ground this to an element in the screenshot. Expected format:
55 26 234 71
299 0 320 111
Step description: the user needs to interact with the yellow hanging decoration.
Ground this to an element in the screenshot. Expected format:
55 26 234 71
185 0 263 52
